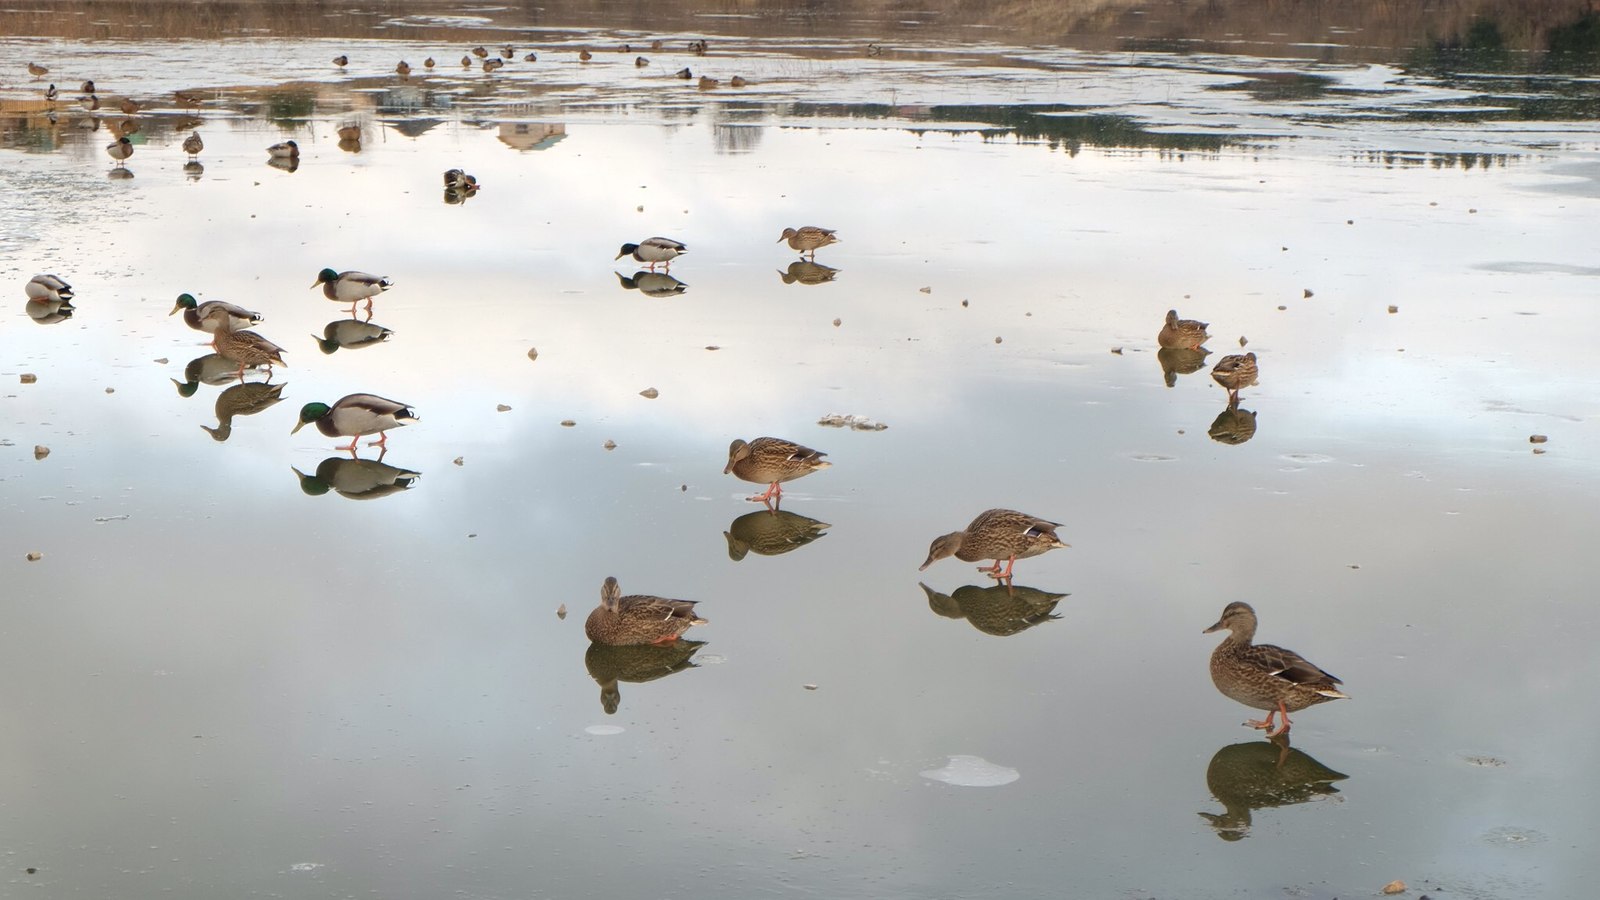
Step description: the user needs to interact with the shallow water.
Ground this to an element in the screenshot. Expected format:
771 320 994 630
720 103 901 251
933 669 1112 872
3 2 1598 897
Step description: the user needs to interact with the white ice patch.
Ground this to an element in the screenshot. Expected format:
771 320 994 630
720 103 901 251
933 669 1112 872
918 754 1019 787
584 725 625 736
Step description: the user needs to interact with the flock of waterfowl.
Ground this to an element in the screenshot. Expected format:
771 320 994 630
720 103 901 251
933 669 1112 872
18 48 1341 741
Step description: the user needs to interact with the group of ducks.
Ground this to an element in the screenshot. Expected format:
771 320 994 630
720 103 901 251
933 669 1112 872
373 38 746 91
613 225 841 273
1159 309 1260 405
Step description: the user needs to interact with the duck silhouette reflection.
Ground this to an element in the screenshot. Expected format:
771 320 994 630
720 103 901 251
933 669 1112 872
292 457 420 500
200 381 287 442
183 160 204 181
1208 404 1258 445
25 297 74 324
313 319 394 354
724 509 830 561
776 260 840 286
1199 735 1348 841
616 270 689 297
1157 347 1210 388
172 353 260 397
918 582 1066 636
583 640 706 714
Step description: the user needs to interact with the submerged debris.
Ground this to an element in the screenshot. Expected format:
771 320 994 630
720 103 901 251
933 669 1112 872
1529 434 1548 444
560 419 576 427
496 404 512 412
26 551 42 562
527 347 538 361
453 456 464 466
556 604 567 620
639 387 659 399
34 445 50 460
1382 881 1406 895
818 413 887 431
603 440 617 450
20 373 37 384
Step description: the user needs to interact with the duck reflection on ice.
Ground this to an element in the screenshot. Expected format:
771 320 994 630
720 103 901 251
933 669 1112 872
724 509 830 561
584 640 706 715
292 457 420 500
1208 404 1258 445
313 319 394 354
171 354 261 397
25 297 74 324
918 582 1066 637
776 260 840 286
200 381 287 442
266 155 299 174
183 160 204 181
1157 347 1210 388
615 270 689 297
1199 735 1348 841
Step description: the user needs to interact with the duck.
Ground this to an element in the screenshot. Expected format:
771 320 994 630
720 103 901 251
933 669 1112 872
482 57 503 72
635 56 650 67
25 274 74 302
200 381 288 442
293 457 420 500
333 54 348 67
181 131 203 159
105 136 133 166
730 75 747 87
27 62 48 78
777 226 840 259
616 236 686 271
424 57 435 69
174 89 204 106
1211 352 1259 404
1158 308 1210 350
689 39 708 56
578 49 593 61
919 509 1069 580
443 169 479 190
675 66 692 79
501 45 514 58
698 75 719 89
212 329 287 380
723 437 830 505
337 124 361 142
312 268 392 313
523 52 538 62
81 93 100 110
292 393 417 453
461 55 473 68
118 97 139 115
395 60 412 77
45 83 58 102
267 139 299 159
1204 602 1348 737
585 576 707 646
313 319 393 354
471 46 489 58
79 79 95 93
169 293 262 337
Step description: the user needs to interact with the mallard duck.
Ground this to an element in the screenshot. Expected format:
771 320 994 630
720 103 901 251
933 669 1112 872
778 226 840 259
395 60 411 77
650 39 663 51
1204 602 1348 737
170 293 262 337
777 260 839 286
337 124 361 142
1211 352 1259 403
212 329 287 380
79 79 94 93
482 57 504 72
267 139 299 159
689 39 708 56
81 93 99 110
730 75 747 87
424 57 435 69
724 509 830 561
635 56 650 67
333 54 348 67
919 509 1069 580
616 270 688 297
501 45 514 57
698 75 719 89
471 46 489 58
867 42 884 57
917 582 1066 637
585 639 705 714
174 89 204 106
311 268 392 312
27 62 48 78
292 393 417 453
1158 308 1210 350
105 136 133 166
443 169 479 190
585 576 707 646
46 84 60 105
313 319 393 354
579 49 593 61
461 55 473 67
293 457 420 500
724 437 830 505
181 131 203 159
523 52 538 62
200 381 287 442
675 66 692 79
118 97 139 115
616 237 686 271
25 274 74 302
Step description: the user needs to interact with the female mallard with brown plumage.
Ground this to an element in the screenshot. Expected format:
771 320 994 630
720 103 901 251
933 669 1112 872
292 393 417 453
777 226 839 259
585 576 707 646
182 131 203 160
723 437 830 505
1211 352 1259 404
212 329 287 380
919 508 1069 580
1158 308 1209 350
1204 601 1347 737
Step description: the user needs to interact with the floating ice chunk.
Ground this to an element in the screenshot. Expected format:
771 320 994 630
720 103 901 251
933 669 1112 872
919 754 1019 787
584 725 625 736
818 413 887 431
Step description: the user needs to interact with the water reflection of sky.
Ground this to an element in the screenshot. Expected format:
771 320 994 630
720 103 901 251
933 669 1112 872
3 13 1598 900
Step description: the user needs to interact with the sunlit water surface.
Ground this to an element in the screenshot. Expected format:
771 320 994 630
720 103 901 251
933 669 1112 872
2 2 1598 897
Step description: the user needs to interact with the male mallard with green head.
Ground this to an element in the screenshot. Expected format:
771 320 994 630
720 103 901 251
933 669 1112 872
170 293 262 338
312 268 393 313
26 274 73 302
1204 601 1347 737
616 236 686 271
585 576 707 646
724 437 830 505
919 508 1068 580
293 393 417 453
